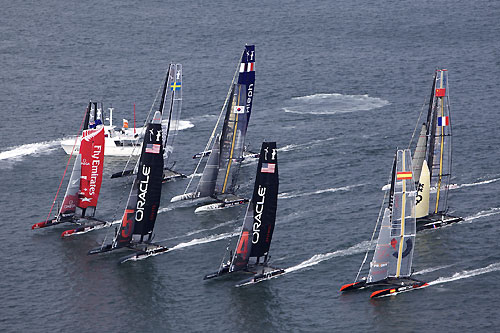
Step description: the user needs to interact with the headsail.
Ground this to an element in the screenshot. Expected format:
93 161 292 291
230 142 278 272
114 111 164 247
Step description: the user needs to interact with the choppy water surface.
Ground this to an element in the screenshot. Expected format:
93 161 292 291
1 0 500 331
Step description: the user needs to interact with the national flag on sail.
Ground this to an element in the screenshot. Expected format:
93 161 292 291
145 144 161 154
396 171 413 180
435 88 446 97
170 81 181 91
261 163 275 173
438 116 449 126
239 62 255 73
233 105 245 114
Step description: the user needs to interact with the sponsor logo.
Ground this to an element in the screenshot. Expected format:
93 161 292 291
135 165 151 222
252 185 266 244
88 145 102 196
120 209 135 239
246 83 253 113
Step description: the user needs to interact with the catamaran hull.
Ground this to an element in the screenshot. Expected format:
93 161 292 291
170 192 198 203
370 281 429 298
416 214 463 231
235 268 285 287
88 242 169 263
118 244 170 264
61 219 120 237
194 199 249 213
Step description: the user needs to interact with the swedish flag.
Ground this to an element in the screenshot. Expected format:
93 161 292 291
170 81 181 91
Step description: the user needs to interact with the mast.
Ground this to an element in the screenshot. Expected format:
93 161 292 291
230 142 278 271
114 111 164 247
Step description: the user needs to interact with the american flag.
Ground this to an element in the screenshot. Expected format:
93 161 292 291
145 143 161 154
261 163 275 173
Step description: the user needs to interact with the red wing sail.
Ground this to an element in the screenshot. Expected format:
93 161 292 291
78 127 105 209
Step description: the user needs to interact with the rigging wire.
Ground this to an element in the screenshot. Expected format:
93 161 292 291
183 51 243 195
353 160 393 283
407 97 428 150
44 106 87 224
100 71 168 248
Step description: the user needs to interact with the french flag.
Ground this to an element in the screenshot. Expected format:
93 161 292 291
438 116 449 126
239 62 255 73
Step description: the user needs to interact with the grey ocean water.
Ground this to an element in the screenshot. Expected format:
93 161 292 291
1 0 500 331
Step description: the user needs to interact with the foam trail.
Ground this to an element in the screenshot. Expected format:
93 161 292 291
284 240 373 274
187 173 203 179
0 138 66 161
178 120 194 130
168 231 238 251
413 264 453 276
284 93 390 115
381 177 500 191
463 207 500 223
279 137 335 152
279 184 363 199
427 262 500 286
457 177 500 188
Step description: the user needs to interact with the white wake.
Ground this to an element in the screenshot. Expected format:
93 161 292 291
284 93 389 115
279 137 335 152
278 184 364 199
463 207 500 222
0 138 66 161
284 240 373 274
427 262 500 286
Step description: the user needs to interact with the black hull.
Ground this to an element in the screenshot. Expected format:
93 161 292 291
370 279 428 298
235 266 285 287
203 266 231 280
416 213 463 231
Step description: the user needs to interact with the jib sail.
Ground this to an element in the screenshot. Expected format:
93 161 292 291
230 142 279 271
114 111 164 247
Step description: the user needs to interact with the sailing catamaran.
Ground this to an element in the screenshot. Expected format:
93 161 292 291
111 64 186 182
412 69 463 231
204 142 284 286
32 104 106 231
88 110 168 263
340 149 428 298
171 45 256 212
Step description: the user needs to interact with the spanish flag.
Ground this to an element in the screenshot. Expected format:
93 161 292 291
397 171 413 180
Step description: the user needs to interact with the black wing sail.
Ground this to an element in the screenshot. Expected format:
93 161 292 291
114 111 164 247
230 142 279 271
249 142 279 257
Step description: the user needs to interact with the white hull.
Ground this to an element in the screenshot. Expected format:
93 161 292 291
170 192 198 203
194 199 248 213
61 137 141 157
